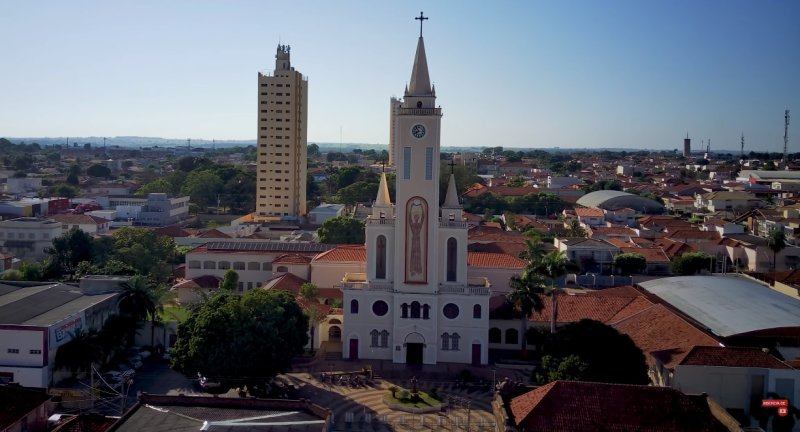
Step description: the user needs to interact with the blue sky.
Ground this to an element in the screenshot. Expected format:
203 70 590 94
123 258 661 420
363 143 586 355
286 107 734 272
1 1 798 151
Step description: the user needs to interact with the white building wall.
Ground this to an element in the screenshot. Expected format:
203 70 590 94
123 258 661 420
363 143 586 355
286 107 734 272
311 262 363 289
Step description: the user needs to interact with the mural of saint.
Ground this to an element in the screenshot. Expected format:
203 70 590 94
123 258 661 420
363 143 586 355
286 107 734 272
406 197 427 283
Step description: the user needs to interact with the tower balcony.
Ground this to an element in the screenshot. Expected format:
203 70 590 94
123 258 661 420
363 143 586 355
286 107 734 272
439 218 467 229
397 107 442 116
340 273 393 291
366 217 395 226
438 278 491 296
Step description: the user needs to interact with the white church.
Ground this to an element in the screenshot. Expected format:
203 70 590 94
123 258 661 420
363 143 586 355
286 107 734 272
341 24 491 365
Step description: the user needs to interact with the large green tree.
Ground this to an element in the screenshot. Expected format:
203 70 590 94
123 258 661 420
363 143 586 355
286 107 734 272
110 227 177 282
613 253 647 276
671 252 713 275
219 269 239 291
171 289 308 387
317 216 365 244
180 170 223 210
539 319 649 385
44 228 95 277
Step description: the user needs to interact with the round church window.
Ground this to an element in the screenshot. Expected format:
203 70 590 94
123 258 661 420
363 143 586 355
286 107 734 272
443 303 460 319
372 300 389 317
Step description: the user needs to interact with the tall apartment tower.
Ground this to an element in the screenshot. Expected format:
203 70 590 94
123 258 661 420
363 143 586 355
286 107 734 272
389 97 402 166
683 135 691 158
255 44 308 221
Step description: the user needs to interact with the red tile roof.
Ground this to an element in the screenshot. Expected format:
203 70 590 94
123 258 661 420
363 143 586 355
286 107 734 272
272 254 312 265
653 238 696 258
467 241 529 257
0 385 52 429
575 207 604 217
611 304 720 369
153 225 190 238
527 292 651 324
467 252 526 269
509 381 728 432
312 245 366 263
620 247 671 263
263 273 308 295
666 230 721 241
678 346 792 369
51 213 110 225
196 228 231 239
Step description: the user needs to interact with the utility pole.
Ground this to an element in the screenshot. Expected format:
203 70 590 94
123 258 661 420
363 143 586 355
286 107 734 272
784 109 791 169
740 133 745 162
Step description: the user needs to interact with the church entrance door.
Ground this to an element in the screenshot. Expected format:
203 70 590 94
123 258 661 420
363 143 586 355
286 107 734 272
472 344 481 366
406 343 424 365
349 338 358 360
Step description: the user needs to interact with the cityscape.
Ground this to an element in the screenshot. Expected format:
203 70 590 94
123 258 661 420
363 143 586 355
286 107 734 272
2 2 800 432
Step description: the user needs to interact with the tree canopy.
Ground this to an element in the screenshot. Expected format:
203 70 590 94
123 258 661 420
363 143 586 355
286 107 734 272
537 319 649 385
671 252 713 275
317 216 365 244
219 269 239 291
171 289 308 387
613 253 647 276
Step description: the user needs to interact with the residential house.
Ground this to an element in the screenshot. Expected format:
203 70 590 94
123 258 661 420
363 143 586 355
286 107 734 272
50 214 111 235
695 191 762 213
671 346 800 421
573 207 604 227
308 203 346 225
0 385 52 432
619 247 671 275
605 207 636 226
555 237 619 273
0 218 62 262
503 381 731 432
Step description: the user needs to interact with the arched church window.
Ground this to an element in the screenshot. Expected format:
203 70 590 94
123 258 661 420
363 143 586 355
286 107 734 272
380 330 389 348
473 304 482 319
410 301 421 319
451 333 461 351
489 328 501 344
441 333 450 350
422 304 430 320
350 299 359 314
376 235 387 279
505 328 518 345
401 303 408 318
446 237 457 282
370 329 379 347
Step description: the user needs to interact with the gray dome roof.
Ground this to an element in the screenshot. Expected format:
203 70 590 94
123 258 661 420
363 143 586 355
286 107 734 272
576 190 663 213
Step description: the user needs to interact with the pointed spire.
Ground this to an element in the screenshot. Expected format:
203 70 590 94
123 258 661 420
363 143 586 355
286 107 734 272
443 174 460 208
408 37 432 95
375 172 392 207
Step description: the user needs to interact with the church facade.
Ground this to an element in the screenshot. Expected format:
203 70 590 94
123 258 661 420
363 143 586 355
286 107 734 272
342 26 490 365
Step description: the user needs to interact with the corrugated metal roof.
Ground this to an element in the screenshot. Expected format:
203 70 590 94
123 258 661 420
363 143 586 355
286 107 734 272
638 275 800 337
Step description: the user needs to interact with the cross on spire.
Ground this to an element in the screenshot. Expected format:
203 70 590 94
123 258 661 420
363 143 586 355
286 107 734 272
415 11 428 38
380 159 386 173
448 155 456 174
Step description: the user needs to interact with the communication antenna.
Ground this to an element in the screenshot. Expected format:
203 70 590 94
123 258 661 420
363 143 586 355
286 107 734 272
740 133 745 161
187 138 191 154
783 109 791 169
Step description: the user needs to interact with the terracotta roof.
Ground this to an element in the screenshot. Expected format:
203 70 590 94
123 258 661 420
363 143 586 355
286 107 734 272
0 386 52 428
666 230 720 241
153 225 190 238
312 245 366 263
526 292 650 324
575 207 604 217
678 346 792 369
467 241 528 257
272 254 312 265
263 273 308 295
509 381 728 432
605 237 636 248
467 252 526 269
468 228 525 243
611 304 720 369
620 247 671 263
51 213 110 225
196 228 231 239
591 226 636 236
653 238 695 258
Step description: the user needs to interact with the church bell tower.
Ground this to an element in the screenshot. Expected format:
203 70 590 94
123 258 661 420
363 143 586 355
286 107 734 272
394 12 443 293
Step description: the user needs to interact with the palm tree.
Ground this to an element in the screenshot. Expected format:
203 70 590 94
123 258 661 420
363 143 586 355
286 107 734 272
55 329 103 380
119 275 159 322
506 271 547 359
534 250 577 333
519 237 544 267
767 229 787 273
118 276 171 346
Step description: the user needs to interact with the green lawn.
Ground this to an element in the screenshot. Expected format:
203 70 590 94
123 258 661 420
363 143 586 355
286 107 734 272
159 305 189 322
384 390 442 409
